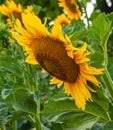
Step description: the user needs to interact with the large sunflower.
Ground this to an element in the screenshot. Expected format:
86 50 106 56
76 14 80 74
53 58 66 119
58 0 82 20
0 0 33 28
11 13 104 110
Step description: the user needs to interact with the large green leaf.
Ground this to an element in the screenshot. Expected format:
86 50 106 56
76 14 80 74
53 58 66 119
88 13 112 67
42 94 76 114
88 88 109 111
43 92 109 119
89 13 111 46
53 111 97 130
42 94 98 130
42 92 109 130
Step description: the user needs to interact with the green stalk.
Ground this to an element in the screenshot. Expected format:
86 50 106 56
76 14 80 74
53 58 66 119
19 45 31 90
35 116 42 130
28 98 42 130
1 126 6 130
106 111 111 121
28 114 42 130
101 24 113 100
82 3 90 28
84 7 90 28
102 68 113 100
35 97 42 130
12 121 17 130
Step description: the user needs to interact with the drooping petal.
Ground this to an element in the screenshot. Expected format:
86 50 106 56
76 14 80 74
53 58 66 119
64 81 87 110
22 13 50 37
50 77 63 88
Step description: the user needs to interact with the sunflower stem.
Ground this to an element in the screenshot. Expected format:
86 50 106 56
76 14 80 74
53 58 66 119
35 115 42 130
102 68 113 101
12 121 17 130
82 3 90 28
19 45 32 90
101 23 113 100
106 111 111 121
28 114 42 130
1 126 6 130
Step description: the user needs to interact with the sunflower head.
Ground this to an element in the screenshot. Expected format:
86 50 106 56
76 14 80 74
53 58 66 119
58 0 82 20
54 15 71 25
11 12 104 110
31 36 79 83
0 0 33 28
0 0 22 18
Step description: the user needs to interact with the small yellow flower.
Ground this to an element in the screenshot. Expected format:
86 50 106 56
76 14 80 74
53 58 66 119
58 0 82 20
0 0 33 28
11 13 104 110
54 15 70 25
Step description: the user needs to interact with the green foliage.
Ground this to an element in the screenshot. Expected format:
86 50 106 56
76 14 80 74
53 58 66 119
0 0 113 130
103 122 113 130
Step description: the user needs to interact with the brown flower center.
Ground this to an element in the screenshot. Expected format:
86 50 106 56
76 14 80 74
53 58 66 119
32 36 79 83
66 0 78 13
11 11 23 25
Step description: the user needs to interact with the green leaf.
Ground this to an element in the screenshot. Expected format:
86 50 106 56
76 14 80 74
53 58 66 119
43 108 97 130
85 102 108 121
90 124 103 130
13 93 38 115
8 111 26 121
42 93 76 114
107 12 113 26
42 94 109 128
53 111 97 130
92 88 109 112
50 122 63 130
0 102 9 115
78 0 88 7
88 13 112 67
1 83 30 103
32 4 42 15
70 29 87 44
89 13 111 45
108 57 113 79
85 88 110 121
0 61 21 76
103 122 113 130
108 103 113 120
1 88 13 100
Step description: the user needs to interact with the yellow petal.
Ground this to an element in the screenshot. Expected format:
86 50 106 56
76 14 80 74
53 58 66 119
81 72 100 87
22 13 49 37
50 77 63 88
64 81 86 110
25 54 38 65
52 23 65 41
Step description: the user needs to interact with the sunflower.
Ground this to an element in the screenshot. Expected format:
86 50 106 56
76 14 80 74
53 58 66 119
58 0 82 20
11 13 104 110
0 0 33 28
54 15 70 25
